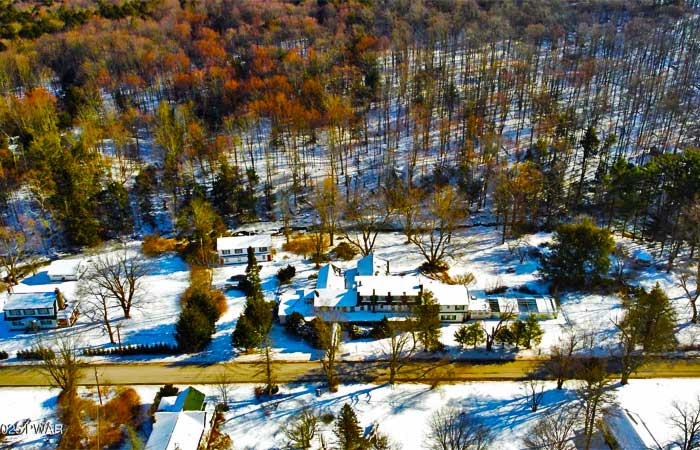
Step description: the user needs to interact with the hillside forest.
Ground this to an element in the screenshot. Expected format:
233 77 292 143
0 0 700 274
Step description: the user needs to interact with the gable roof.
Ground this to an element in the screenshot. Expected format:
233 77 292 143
47 259 83 277
317 264 345 289
357 254 388 276
157 387 205 412
3 292 56 311
217 235 272 251
145 411 207 450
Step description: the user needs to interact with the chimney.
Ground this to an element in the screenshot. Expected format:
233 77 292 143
386 260 390 275
55 288 65 310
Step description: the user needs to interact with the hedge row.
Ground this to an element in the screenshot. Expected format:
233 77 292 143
0 350 8 360
17 348 55 360
83 343 179 357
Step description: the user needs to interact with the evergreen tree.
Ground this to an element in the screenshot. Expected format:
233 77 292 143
541 218 615 289
414 290 441 352
175 305 214 353
133 165 157 228
522 315 544 349
232 248 273 351
454 322 485 349
334 403 366 450
96 180 133 239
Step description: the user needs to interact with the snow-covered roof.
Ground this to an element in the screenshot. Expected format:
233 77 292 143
145 411 207 450
487 297 557 315
47 259 83 277
278 289 314 318
423 280 469 306
603 407 659 450
313 288 357 308
317 264 345 289
355 275 422 298
217 235 272 251
3 292 56 311
157 387 205 412
357 254 388 276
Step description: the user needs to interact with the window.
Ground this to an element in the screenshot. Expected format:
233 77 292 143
23 309 35 316
7 310 21 316
40 319 53 325
258 247 268 252
234 249 244 254
222 249 231 255
455 305 465 311
12 321 23 327
440 314 457 321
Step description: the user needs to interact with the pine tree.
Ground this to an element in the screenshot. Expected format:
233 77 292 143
232 248 273 351
334 403 366 450
454 322 485 349
175 305 214 352
414 290 441 352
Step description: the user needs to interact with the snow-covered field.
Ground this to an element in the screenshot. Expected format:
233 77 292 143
0 378 697 449
0 227 698 363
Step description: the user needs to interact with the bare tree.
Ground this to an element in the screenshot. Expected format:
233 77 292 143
320 322 342 392
0 226 28 290
257 336 277 398
678 265 700 324
523 378 545 412
576 358 615 450
410 186 467 272
78 278 119 344
483 306 515 352
341 189 391 257
424 406 493 450
40 337 83 394
82 248 147 319
612 243 630 283
543 331 583 390
283 408 318 449
310 177 341 247
507 238 529 264
668 396 700 450
214 368 233 411
522 405 578 450
383 321 416 384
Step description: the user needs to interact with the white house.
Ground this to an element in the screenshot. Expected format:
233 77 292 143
217 235 272 265
3 290 79 330
278 253 557 323
145 387 214 450
47 259 84 282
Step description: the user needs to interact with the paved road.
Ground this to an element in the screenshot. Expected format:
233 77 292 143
1 358 700 386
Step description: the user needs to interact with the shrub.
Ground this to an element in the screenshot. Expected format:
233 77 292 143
175 305 216 353
320 411 335 424
370 316 391 339
142 234 177 257
82 343 179 356
17 347 55 360
332 242 358 261
282 235 316 257
284 312 306 336
276 265 296 284
149 384 179 417
0 350 8 360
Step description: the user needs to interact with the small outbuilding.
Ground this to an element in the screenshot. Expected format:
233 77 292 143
47 259 84 282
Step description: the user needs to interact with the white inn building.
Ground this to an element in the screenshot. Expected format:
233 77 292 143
279 254 557 324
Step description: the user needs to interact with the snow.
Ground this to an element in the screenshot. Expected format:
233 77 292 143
7 378 700 450
145 411 207 450
3 292 57 310
45 259 83 279
0 227 697 364
216 235 272 251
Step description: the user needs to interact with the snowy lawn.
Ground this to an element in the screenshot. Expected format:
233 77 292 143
0 228 698 364
2 379 699 449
